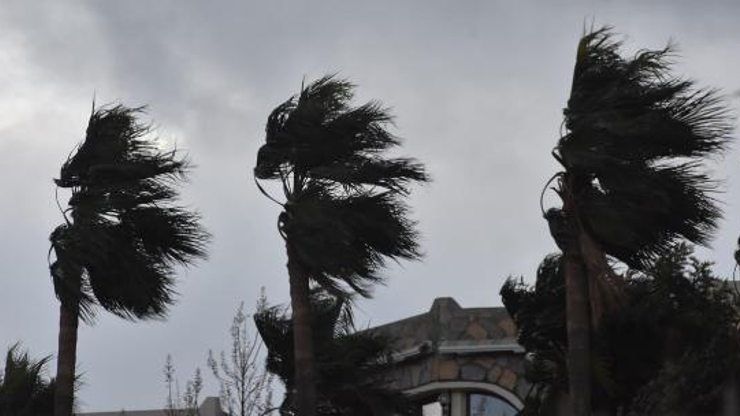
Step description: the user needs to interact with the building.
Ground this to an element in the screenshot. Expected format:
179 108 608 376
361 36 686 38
77 396 226 416
370 297 527 416
78 297 526 416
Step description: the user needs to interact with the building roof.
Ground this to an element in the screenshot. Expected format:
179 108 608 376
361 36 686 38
366 297 529 406
370 297 523 362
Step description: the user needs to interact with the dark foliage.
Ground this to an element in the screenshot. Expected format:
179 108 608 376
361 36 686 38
50 105 209 321
254 75 428 298
254 292 418 416
500 256 568 415
554 28 734 270
501 244 740 415
0 345 57 416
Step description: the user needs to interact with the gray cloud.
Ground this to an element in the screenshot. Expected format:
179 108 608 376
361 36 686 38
1 0 739 411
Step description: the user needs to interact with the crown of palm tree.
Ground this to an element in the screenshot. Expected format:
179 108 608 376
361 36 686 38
555 28 734 269
50 105 209 321
255 76 428 298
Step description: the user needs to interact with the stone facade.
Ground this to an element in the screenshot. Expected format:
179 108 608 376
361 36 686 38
369 297 528 412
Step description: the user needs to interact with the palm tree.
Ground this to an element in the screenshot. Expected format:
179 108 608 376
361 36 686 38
254 291 417 416
254 76 428 415
50 104 209 416
0 344 57 416
545 28 733 415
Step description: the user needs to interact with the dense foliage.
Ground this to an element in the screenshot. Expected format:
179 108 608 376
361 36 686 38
50 104 210 416
501 244 740 415
254 292 417 416
51 105 210 321
253 76 427 415
254 75 428 298
0 345 57 416
553 28 733 270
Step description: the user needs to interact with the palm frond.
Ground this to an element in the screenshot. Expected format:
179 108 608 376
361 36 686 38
254 292 418 416
557 28 734 269
309 156 428 194
0 344 56 416
57 106 188 189
256 76 427 300
51 103 209 322
256 76 417 183
283 185 421 298
582 163 720 269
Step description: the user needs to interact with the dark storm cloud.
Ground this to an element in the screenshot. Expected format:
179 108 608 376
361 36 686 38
0 0 739 411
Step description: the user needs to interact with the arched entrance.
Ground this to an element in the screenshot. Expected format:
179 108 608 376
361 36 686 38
408 381 523 416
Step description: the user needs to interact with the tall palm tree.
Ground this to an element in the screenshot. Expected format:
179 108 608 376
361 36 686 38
545 28 733 415
254 291 417 416
254 76 428 416
50 104 209 416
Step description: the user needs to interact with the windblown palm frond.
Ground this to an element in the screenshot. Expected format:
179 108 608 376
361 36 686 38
254 292 417 416
255 75 428 298
0 344 57 416
556 28 734 269
50 105 209 322
283 183 420 297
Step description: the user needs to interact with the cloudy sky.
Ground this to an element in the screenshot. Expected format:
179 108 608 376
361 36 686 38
0 0 739 412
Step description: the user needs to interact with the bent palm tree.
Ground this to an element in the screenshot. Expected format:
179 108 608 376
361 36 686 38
545 28 733 415
254 76 427 415
50 105 209 416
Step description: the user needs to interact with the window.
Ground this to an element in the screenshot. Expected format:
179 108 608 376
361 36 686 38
468 393 517 416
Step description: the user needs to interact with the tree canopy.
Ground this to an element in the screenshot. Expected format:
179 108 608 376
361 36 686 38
502 244 740 415
254 291 417 416
0 344 59 416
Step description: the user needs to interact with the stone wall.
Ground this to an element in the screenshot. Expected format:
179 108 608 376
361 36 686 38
370 298 529 404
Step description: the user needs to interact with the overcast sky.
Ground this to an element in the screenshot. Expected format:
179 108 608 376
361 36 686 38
0 0 739 412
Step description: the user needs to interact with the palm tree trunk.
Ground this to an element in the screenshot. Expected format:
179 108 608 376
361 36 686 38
560 173 591 416
54 299 79 416
564 250 591 416
286 242 317 416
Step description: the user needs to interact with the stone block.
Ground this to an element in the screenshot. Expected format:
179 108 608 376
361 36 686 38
460 363 487 381
499 318 518 338
487 365 502 383
499 369 518 390
474 357 496 370
481 319 505 339
450 317 468 338
438 359 459 380
465 321 488 340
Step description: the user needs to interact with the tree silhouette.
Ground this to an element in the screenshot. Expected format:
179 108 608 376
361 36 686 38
545 28 733 415
0 344 59 416
501 244 740 415
50 104 209 416
254 291 417 416
254 76 427 415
